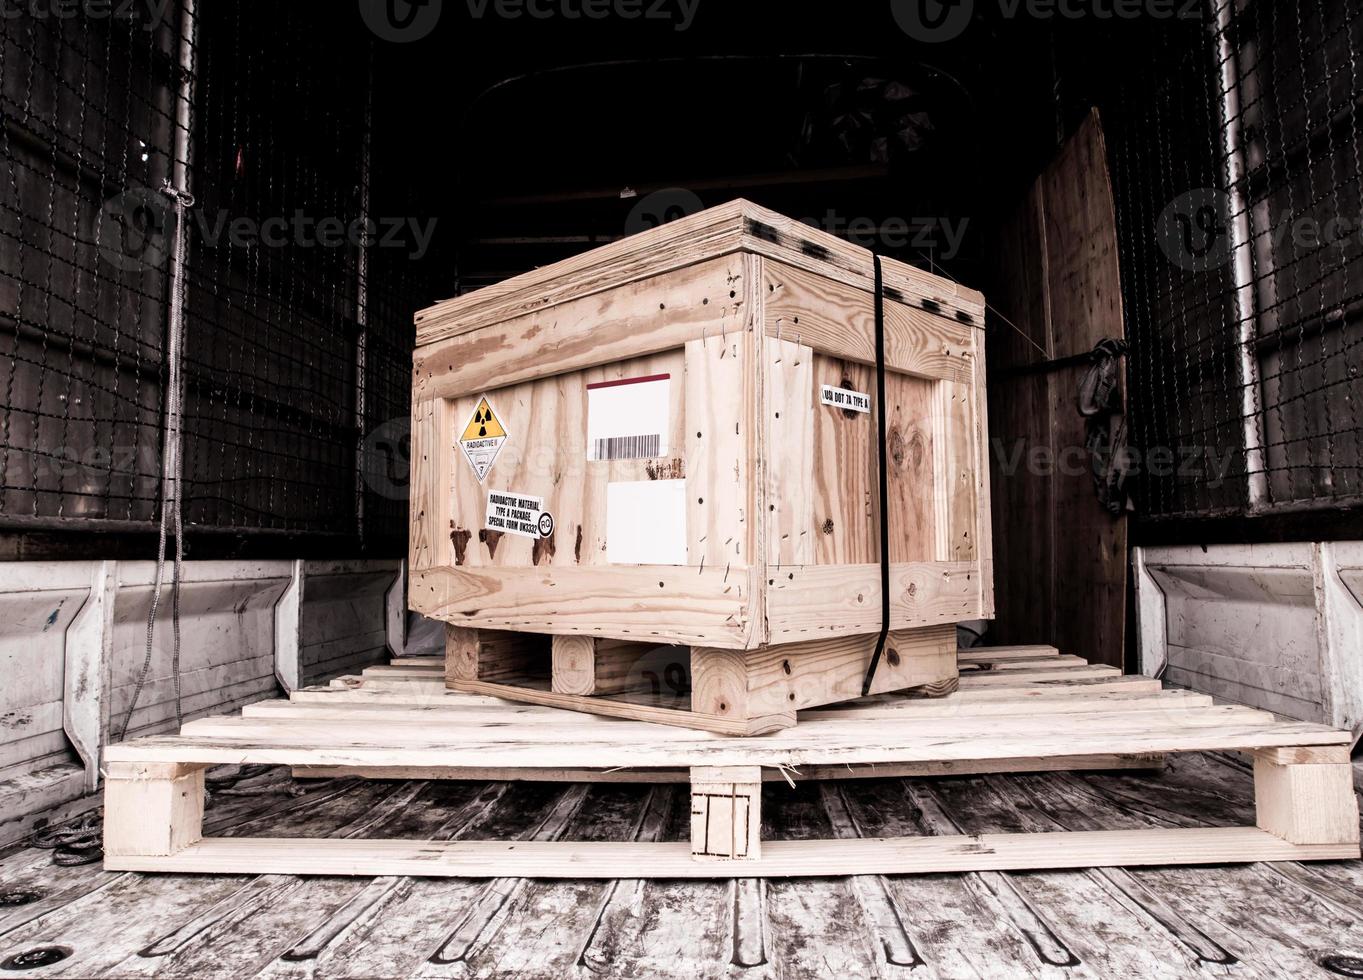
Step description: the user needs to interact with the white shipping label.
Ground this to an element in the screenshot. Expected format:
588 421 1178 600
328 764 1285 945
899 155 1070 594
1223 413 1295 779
485 489 551 540
587 374 670 461
820 384 872 414
606 480 687 566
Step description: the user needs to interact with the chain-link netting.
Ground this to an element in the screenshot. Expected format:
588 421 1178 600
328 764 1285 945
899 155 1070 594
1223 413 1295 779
0 2 430 550
1108 0 1363 520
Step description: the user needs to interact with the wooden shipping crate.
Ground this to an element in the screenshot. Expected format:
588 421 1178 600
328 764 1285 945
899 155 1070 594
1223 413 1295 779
409 199 993 734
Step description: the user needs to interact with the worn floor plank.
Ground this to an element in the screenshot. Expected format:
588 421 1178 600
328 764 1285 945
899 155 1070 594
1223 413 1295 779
0 756 1360 978
1012 754 1363 979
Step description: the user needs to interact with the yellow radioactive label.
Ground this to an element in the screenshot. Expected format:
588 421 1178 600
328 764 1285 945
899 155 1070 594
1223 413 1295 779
461 398 507 441
458 396 509 484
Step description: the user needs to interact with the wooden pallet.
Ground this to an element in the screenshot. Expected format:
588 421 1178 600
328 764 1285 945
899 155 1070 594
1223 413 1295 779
443 624 960 736
101 646 1360 878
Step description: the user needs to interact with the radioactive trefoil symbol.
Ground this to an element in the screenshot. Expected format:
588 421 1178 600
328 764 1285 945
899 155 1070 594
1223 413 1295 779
458 396 509 484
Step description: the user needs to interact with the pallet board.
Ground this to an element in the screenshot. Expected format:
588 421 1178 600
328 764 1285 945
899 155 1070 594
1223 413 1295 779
102 647 1360 877
442 623 960 735
104 828 1355 879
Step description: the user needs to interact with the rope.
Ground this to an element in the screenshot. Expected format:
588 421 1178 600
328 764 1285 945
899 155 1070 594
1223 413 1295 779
116 183 194 743
30 813 103 867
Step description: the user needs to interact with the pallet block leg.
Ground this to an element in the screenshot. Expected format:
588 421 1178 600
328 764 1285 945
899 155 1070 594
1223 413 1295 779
1254 746 1361 846
690 766 762 862
445 624 480 684
554 638 682 698
103 762 207 858
446 626 544 688
551 635 597 695
691 647 796 735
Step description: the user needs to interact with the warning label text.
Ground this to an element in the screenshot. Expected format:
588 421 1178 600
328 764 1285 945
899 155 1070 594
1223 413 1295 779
820 384 872 414
485 490 547 539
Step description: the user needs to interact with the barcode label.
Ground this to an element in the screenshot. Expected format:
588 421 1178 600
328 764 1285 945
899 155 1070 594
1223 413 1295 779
587 374 671 461
591 434 662 461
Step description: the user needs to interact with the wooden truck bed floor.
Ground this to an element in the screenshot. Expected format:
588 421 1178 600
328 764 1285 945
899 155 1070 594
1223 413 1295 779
2 755 1361 976
2 647 1360 977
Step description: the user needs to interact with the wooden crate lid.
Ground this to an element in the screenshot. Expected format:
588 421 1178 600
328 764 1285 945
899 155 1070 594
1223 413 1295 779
415 199 987 348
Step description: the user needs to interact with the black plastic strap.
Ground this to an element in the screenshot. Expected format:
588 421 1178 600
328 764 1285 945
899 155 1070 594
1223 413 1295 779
861 253 891 698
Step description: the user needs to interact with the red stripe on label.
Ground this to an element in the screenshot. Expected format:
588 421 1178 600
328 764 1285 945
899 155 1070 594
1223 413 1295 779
585 373 671 391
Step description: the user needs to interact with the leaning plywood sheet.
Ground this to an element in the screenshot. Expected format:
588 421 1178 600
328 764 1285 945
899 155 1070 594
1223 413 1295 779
986 108 1127 668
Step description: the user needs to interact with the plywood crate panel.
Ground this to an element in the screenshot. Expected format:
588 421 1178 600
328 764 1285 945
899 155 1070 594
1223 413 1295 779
410 199 992 733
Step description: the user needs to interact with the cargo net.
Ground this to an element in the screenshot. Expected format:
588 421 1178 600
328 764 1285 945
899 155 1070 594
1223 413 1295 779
0 2 430 547
1107 0 1363 520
